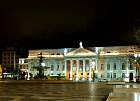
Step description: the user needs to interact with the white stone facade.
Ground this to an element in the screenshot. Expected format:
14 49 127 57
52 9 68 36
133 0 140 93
25 45 140 81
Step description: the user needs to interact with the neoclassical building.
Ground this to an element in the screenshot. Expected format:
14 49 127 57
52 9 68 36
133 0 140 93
25 42 140 81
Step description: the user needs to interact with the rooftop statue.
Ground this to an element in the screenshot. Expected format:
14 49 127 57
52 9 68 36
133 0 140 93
79 41 83 48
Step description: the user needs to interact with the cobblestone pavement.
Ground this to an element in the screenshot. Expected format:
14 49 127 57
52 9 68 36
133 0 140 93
0 82 113 101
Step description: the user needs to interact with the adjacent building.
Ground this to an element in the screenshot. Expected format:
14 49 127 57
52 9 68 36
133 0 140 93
1 47 19 77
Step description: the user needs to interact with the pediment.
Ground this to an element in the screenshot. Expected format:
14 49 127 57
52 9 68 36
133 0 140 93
65 48 96 57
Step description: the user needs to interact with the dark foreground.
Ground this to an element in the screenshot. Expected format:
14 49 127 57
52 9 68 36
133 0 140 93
0 82 113 101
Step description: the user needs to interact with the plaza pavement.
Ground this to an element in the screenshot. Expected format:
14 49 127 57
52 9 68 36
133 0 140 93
1 80 140 101
0 80 101 84
107 82 140 101
0 80 112 101
0 80 74 84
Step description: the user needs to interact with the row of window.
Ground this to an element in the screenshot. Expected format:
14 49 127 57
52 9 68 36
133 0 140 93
51 65 65 71
102 73 133 78
101 63 134 70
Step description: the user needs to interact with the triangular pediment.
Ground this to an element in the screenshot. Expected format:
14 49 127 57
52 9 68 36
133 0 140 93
65 48 96 57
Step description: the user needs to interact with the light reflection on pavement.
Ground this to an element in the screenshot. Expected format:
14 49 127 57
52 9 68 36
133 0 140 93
0 82 113 101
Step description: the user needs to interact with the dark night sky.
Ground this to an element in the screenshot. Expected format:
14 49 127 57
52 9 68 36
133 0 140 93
0 0 139 49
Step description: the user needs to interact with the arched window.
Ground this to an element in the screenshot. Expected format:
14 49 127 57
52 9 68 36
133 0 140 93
129 63 133 70
122 63 126 70
122 73 125 78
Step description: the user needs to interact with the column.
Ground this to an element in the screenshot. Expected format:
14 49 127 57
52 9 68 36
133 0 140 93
70 60 73 80
76 60 79 81
82 59 85 80
95 59 98 80
27 61 31 80
64 60 67 76
89 59 92 81
126 59 129 77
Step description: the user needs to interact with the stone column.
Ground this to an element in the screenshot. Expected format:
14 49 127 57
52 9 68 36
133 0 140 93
64 60 67 76
95 59 98 80
70 60 73 80
89 59 92 81
82 59 85 80
76 60 79 81
126 59 129 78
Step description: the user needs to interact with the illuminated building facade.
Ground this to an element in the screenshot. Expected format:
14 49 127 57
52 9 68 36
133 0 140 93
2 47 19 74
27 49 67 77
26 43 140 81
19 58 28 79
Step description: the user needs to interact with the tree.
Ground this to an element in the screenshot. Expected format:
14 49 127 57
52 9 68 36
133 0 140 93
128 53 140 82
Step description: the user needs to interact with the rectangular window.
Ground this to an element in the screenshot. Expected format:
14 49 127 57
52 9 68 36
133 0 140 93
107 73 110 78
130 63 133 70
113 63 116 70
107 64 110 70
113 73 116 78
51 65 54 71
57 65 59 71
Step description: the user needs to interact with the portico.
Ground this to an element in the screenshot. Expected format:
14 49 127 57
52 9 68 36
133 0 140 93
64 42 97 81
